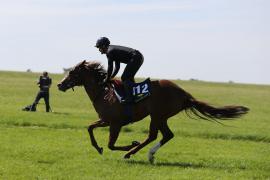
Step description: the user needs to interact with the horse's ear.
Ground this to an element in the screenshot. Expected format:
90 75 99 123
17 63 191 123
82 60 86 65
78 60 86 67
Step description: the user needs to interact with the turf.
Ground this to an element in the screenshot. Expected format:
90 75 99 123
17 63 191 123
0 70 269 179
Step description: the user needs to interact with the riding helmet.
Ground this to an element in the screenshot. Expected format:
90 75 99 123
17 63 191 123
95 37 110 48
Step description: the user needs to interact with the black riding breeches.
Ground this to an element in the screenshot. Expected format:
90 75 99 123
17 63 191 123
33 91 50 112
121 51 144 83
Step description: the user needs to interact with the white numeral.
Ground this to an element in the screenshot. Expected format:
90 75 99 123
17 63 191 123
133 85 140 95
142 84 149 93
133 84 149 95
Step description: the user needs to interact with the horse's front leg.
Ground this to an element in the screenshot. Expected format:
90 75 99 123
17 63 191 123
88 120 109 154
108 123 140 151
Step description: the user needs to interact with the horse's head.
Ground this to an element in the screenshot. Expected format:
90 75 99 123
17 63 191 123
57 60 87 92
58 60 107 92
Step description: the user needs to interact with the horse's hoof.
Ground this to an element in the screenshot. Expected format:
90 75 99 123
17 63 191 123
149 156 155 164
98 147 103 155
124 154 131 159
132 141 140 146
148 153 155 164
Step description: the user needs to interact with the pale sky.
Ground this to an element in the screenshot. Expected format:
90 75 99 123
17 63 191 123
0 0 269 84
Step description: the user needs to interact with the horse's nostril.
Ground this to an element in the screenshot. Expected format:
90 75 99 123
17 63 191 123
57 83 61 87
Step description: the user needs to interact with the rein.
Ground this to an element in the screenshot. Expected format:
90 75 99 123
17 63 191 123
92 83 115 104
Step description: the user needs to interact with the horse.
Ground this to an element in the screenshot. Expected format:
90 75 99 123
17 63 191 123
57 60 249 163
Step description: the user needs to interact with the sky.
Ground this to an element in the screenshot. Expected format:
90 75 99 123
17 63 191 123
0 0 269 84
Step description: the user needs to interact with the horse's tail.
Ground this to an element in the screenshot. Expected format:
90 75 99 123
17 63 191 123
185 94 249 121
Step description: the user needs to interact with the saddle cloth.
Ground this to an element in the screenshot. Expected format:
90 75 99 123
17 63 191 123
112 78 151 104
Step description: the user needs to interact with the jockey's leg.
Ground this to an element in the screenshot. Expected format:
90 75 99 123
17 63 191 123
121 56 143 103
122 80 133 103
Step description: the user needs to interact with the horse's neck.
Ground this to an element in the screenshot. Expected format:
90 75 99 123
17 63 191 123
84 84 103 103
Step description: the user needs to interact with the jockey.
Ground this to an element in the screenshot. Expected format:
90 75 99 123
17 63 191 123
95 37 144 104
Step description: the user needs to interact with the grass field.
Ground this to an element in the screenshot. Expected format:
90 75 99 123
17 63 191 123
0 70 270 180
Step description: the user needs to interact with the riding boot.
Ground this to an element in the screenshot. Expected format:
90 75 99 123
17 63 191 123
46 105 50 112
122 82 133 104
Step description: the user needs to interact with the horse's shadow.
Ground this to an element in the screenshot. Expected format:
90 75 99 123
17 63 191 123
156 161 204 168
124 160 204 169
51 111 71 115
124 160 246 170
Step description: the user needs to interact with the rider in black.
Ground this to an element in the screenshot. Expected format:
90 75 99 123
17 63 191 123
95 37 144 103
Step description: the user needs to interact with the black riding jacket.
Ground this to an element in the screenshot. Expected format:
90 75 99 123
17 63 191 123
105 45 142 81
38 76 52 92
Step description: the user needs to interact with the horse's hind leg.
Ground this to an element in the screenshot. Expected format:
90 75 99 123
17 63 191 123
148 120 174 163
124 119 158 159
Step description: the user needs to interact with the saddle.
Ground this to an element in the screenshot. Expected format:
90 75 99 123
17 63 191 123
112 78 151 104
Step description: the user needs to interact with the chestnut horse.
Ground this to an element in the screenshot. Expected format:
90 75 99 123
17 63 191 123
57 60 249 163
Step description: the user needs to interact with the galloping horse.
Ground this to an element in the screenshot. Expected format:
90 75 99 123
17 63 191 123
57 60 249 163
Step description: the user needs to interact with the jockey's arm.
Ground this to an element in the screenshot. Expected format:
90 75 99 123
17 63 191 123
105 59 114 82
111 61 120 78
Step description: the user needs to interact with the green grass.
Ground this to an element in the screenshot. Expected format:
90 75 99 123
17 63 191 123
0 70 270 179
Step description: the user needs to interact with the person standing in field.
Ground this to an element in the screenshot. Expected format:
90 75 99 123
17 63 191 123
31 71 52 112
95 37 144 104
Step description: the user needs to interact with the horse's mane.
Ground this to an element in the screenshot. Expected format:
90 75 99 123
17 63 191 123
83 61 116 102
84 61 107 83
